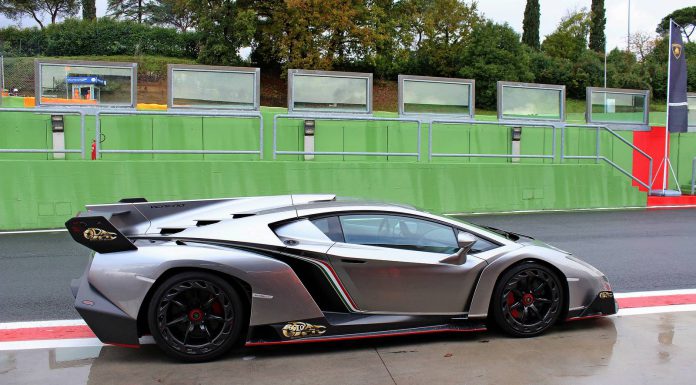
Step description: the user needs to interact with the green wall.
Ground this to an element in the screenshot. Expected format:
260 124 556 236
0 160 645 230
0 107 667 230
669 133 696 190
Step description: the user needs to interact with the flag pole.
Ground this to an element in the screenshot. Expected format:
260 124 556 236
661 19 673 193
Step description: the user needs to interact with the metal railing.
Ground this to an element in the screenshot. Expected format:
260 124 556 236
561 124 653 190
273 114 422 160
94 109 264 159
428 119 557 162
0 107 87 158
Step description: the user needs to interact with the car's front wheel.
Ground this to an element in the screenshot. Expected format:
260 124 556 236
491 262 564 337
147 272 245 362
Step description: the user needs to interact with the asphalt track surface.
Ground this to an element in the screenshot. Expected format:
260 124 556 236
0 208 695 323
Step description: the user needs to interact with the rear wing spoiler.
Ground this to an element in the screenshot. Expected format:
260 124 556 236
65 213 138 254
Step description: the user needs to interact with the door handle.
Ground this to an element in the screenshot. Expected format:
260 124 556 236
341 258 366 264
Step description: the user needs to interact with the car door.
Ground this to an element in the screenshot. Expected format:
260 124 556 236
320 213 489 314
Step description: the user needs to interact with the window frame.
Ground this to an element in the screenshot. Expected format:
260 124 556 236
586 87 650 125
497 81 566 122
35 59 138 108
167 64 261 110
307 211 501 255
287 69 373 114
397 74 475 119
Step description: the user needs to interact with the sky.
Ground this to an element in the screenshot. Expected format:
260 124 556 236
0 0 691 52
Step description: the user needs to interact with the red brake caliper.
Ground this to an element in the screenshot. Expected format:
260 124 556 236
507 292 519 319
211 301 223 315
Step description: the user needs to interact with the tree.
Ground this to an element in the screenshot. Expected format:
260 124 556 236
146 0 195 32
0 0 80 28
82 0 95 20
107 0 149 23
274 0 376 70
629 31 657 62
521 0 540 50
656 6 696 43
541 8 590 61
588 0 605 52
193 0 255 65
459 21 534 108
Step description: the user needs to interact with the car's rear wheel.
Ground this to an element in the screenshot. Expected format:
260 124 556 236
491 262 563 337
147 272 244 362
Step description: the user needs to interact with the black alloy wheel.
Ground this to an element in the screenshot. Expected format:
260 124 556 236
148 272 244 362
492 262 563 337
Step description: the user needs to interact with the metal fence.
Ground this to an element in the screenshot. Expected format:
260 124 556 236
0 107 87 157
0 56 36 97
0 105 662 192
94 109 264 159
272 114 422 160
428 119 557 162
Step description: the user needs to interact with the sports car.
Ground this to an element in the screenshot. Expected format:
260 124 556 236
66 194 617 362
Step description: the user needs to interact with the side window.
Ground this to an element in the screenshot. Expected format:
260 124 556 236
338 214 458 254
469 236 497 254
310 216 344 242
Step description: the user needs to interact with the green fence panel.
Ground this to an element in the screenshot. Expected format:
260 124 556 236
430 123 471 163
470 124 509 164
0 111 50 160
343 120 388 162
152 116 203 160
201 117 260 161
100 115 153 160
387 121 420 163
519 126 554 164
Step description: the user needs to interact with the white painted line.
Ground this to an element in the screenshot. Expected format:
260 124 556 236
0 229 67 235
615 303 696 316
0 338 103 351
614 289 696 298
0 336 155 351
0 319 86 330
445 206 647 216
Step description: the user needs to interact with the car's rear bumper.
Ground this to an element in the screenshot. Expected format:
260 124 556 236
72 272 140 347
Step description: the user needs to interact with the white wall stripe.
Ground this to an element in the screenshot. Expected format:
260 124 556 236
0 229 67 235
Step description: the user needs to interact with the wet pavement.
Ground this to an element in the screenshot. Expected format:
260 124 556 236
2 311 695 385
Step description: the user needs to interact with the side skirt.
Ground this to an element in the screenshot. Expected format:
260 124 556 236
246 313 487 346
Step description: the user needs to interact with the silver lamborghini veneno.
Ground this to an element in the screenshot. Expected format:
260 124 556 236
66 194 617 362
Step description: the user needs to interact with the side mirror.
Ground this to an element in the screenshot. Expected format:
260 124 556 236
457 232 477 255
440 232 477 265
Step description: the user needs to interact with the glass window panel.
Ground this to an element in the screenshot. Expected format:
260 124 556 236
293 75 368 112
590 91 646 123
501 86 561 120
403 80 471 115
171 69 255 109
688 96 696 126
338 214 458 254
39 63 133 106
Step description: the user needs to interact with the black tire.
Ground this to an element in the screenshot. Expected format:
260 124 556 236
491 262 564 337
147 272 245 362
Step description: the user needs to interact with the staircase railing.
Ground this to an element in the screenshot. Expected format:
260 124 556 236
561 124 653 191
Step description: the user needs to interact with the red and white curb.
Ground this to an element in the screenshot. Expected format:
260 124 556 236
1 289 696 351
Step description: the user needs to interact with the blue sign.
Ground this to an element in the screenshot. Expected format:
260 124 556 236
66 76 107 87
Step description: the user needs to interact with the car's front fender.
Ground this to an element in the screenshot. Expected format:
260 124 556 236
467 245 609 319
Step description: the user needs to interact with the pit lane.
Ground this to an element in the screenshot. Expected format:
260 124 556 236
1 311 695 385
1 208 696 383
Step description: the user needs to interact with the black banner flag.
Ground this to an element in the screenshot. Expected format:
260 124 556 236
668 20 688 133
